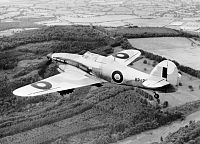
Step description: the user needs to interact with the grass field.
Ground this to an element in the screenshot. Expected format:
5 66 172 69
128 37 200 70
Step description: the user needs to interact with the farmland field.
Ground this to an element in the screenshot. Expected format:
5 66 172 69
128 37 200 70
1 0 200 32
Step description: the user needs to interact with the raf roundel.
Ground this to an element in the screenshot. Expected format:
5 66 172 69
31 81 52 90
115 52 129 59
112 70 123 83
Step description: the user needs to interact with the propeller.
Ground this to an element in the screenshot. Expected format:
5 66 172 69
38 53 53 78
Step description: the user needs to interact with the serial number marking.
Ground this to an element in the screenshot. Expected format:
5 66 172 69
135 78 145 82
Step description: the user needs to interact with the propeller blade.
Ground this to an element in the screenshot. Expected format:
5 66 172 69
47 53 53 60
38 59 52 78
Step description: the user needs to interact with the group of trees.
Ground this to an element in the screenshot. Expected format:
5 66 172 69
0 25 109 50
108 27 181 38
135 88 154 101
107 26 200 39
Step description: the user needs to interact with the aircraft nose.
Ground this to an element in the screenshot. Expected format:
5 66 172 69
47 53 53 59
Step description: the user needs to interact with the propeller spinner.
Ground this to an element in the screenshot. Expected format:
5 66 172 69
38 53 53 78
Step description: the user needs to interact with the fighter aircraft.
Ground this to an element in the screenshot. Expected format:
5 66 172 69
13 49 181 99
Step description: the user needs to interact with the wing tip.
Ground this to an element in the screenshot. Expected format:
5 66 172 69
13 87 37 97
13 89 27 97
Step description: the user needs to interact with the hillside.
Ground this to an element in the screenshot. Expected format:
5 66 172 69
0 84 183 143
0 26 187 143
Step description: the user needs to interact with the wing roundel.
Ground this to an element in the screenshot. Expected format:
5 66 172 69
114 53 130 59
31 81 52 89
108 49 141 66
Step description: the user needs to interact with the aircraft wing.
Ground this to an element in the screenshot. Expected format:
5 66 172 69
13 69 102 97
108 50 141 66
142 76 169 88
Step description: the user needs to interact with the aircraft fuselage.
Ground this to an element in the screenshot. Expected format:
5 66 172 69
51 52 149 87
13 50 179 97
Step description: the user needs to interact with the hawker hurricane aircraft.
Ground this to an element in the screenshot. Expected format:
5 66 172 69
13 50 181 99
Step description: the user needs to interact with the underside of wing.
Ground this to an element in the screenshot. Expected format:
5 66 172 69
13 68 102 97
108 50 141 66
142 76 169 88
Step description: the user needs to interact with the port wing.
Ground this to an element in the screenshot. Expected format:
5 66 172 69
13 69 102 97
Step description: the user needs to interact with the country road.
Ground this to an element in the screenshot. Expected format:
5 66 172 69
116 110 200 144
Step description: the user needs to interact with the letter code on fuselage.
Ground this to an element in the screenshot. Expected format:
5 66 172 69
135 78 145 82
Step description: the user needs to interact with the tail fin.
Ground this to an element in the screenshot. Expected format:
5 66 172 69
150 60 178 86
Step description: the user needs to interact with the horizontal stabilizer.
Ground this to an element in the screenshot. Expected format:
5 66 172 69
143 76 169 88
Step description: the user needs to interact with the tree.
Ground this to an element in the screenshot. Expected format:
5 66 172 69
188 85 194 91
148 95 154 101
157 98 160 104
152 61 157 67
143 60 147 64
163 101 169 108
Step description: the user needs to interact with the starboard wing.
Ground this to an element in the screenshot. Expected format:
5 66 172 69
108 50 141 66
13 70 102 97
